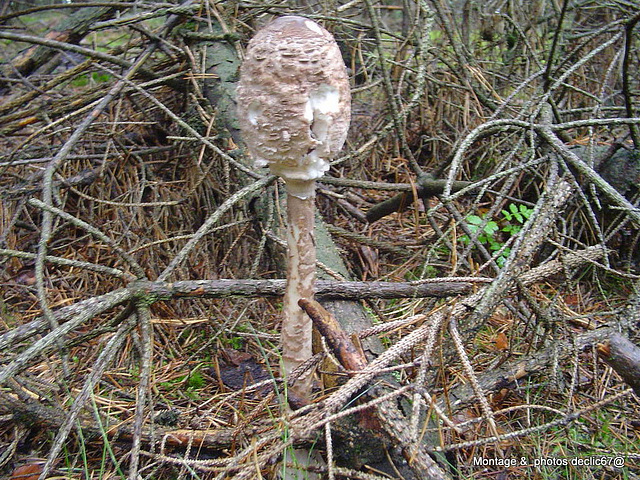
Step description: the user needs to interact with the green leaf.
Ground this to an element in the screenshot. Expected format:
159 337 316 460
484 221 499 235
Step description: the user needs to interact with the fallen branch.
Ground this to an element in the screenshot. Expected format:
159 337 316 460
299 297 452 480
130 277 476 301
299 298 368 374
597 332 640 396
0 388 270 453
0 278 474 360
366 175 472 223
0 3 122 89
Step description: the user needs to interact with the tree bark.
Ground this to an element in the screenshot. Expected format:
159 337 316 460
135 278 471 299
597 332 640 396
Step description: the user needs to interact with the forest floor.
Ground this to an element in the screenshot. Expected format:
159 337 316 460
1 2 640 479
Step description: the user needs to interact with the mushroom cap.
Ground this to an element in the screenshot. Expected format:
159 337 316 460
237 16 351 198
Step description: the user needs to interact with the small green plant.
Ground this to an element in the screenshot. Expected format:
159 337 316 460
501 203 533 235
222 335 244 349
186 369 205 390
0 299 19 327
158 367 207 396
71 71 112 87
464 214 501 250
461 204 533 267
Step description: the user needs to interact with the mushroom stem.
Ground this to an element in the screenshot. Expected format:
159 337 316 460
236 15 351 399
282 184 316 393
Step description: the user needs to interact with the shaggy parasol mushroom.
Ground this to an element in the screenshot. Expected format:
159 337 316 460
237 16 351 394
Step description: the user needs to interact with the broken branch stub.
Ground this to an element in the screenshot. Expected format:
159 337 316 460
237 15 351 198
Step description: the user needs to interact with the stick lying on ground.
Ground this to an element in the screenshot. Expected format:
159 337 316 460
597 332 640 396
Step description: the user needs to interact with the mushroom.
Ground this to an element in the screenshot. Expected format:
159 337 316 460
237 16 351 394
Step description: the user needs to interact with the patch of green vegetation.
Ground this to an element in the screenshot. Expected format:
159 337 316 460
403 259 441 282
158 365 208 400
526 415 635 479
19 11 66 29
497 384 638 480
429 29 443 42
90 396 126 479
501 203 533 235
0 299 19 328
71 71 112 87
422 264 439 278
460 203 533 267
403 268 421 282
186 369 205 390
221 335 243 349
220 323 252 350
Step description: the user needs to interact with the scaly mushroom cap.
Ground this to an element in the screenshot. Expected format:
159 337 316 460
237 16 351 198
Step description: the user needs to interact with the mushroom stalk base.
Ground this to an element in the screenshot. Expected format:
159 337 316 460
282 186 317 396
